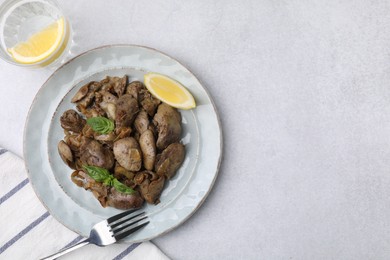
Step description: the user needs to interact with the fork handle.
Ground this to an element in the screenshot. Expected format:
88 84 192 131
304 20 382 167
40 238 90 260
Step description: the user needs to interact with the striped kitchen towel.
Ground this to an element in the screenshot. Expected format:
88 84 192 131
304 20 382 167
0 148 169 260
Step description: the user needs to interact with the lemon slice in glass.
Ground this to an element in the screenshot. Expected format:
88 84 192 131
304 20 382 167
144 72 196 110
7 17 66 64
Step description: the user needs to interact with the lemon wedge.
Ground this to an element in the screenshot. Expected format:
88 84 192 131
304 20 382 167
8 17 66 64
144 73 196 110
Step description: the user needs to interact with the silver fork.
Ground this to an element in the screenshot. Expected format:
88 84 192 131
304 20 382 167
41 208 149 260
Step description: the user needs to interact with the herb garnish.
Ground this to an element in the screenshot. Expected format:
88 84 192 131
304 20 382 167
86 117 114 134
83 165 135 194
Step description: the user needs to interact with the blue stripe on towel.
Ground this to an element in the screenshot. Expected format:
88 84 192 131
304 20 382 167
0 211 50 254
0 149 7 156
0 178 29 206
112 243 141 260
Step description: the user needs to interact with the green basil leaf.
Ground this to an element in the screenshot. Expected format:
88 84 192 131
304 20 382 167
83 165 135 194
83 165 111 182
86 117 114 134
113 178 135 194
103 176 114 186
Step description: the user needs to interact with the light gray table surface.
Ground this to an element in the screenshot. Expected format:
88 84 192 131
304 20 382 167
2 0 390 259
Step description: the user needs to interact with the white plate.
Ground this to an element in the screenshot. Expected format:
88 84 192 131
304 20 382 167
23 45 222 242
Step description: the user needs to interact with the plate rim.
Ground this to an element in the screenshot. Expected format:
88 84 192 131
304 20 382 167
23 44 224 241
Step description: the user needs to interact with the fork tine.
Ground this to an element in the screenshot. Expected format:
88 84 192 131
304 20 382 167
109 211 145 229
111 215 148 233
113 220 149 241
107 208 141 224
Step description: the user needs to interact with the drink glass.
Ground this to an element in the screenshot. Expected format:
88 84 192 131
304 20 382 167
0 0 71 68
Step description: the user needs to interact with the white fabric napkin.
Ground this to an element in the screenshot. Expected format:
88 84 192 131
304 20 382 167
0 148 169 260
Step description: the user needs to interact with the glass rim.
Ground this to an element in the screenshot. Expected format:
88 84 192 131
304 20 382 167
0 0 69 68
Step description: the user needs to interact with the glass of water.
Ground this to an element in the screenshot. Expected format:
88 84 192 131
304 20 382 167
0 0 71 68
